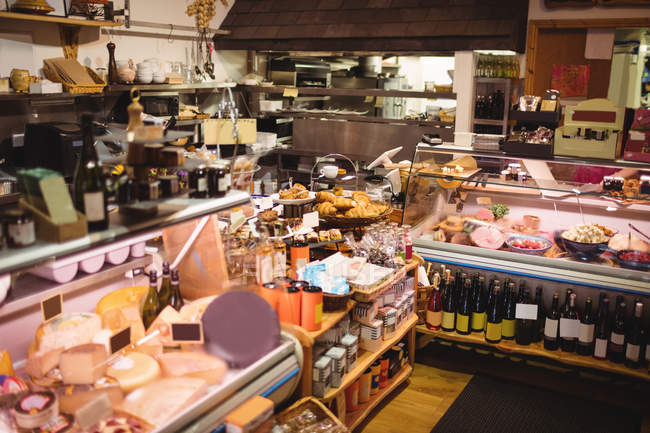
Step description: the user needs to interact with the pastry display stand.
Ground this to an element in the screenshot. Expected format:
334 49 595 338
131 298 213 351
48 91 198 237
310 153 359 192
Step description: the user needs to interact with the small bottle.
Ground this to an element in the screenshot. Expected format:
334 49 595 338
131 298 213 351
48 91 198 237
256 229 274 285
515 289 533 346
544 293 560 351
624 302 644 369
272 239 287 279
455 279 472 335
403 225 413 261
142 270 160 330
169 269 184 311
485 285 502 344
501 282 516 340
426 273 442 331
560 293 579 353
441 272 455 332
158 262 173 311
559 289 574 349
470 276 487 333
608 302 627 363
593 297 610 360
533 286 545 343
577 297 595 356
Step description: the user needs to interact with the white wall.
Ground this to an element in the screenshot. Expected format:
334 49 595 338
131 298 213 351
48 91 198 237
0 0 246 82
529 0 650 20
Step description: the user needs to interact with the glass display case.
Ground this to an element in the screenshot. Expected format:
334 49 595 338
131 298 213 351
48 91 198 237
403 144 650 294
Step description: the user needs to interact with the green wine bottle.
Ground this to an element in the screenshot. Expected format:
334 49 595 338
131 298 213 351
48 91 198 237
158 262 172 311
74 114 108 231
142 270 160 330
169 269 185 311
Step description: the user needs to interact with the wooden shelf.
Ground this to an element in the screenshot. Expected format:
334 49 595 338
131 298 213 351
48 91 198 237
106 82 236 93
473 118 505 126
243 85 456 100
345 364 413 431
284 299 357 346
416 325 650 382
321 315 418 402
0 11 121 27
265 111 454 127
0 92 104 101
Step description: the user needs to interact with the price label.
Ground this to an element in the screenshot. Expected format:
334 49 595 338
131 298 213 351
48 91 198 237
230 210 246 232
110 327 131 354
302 211 319 228
272 204 284 215
171 322 204 344
515 303 538 320
75 394 113 430
364 96 374 103
260 196 274 210
559 318 580 338
283 87 299 98
41 293 62 322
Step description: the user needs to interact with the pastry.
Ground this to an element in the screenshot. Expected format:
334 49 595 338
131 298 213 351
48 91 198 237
279 189 296 200
316 191 335 203
318 231 330 242
296 190 309 199
258 210 278 223
292 183 307 191
352 191 370 204
317 202 337 216
345 206 365 218
333 197 357 211
294 234 306 243
306 232 319 243
332 186 343 196
329 229 342 240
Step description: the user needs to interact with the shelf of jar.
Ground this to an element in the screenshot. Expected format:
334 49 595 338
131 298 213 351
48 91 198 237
416 325 650 381
344 364 413 431
283 299 357 345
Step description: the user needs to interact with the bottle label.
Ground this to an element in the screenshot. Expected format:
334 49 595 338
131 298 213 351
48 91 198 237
501 319 515 338
198 177 207 192
441 311 455 330
610 332 624 345
559 318 580 338
486 322 501 341
625 344 640 362
256 255 273 284
83 191 105 222
471 312 486 331
426 311 442 327
594 338 607 358
456 314 469 333
544 318 558 339
8 222 35 246
578 323 595 343
218 175 230 192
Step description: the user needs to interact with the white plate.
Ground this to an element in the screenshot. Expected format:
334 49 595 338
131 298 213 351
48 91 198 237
271 191 316 205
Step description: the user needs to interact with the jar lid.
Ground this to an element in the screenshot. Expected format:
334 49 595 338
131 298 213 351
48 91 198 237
2 209 31 222
303 285 322 293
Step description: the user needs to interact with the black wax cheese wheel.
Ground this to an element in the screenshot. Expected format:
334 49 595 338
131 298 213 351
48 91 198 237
202 291 281 368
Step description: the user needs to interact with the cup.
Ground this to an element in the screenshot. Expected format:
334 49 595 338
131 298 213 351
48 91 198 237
320 165 338 179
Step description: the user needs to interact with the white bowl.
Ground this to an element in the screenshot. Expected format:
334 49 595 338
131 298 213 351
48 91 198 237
137 76 153 84
130 242 145 257
152 76 166 84
30 262 79 283
79 254 106 274
106 246 130 265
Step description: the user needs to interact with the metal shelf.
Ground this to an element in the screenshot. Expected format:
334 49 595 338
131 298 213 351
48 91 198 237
0 11 120 27
0 191 250 275
473 118 505 126
0 255 152 320
243 85 456 100
106 82 237 93
267 111 453 127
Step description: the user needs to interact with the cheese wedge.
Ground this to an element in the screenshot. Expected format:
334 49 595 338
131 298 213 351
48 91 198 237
146 306 182 346
60 344 108 385
157 351 227 385
179 296 218 322
55 376 123 414
96 286 148 316
107 352 160 393
101 305 145 343
25 348 64 378
35 313 102 353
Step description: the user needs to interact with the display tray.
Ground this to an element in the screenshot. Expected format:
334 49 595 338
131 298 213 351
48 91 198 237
271 191 316 205
320 204 393 226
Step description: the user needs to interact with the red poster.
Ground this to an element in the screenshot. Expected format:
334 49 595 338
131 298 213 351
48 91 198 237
551 64 590 97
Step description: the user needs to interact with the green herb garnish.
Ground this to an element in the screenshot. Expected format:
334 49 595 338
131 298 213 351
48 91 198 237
489 204 509 219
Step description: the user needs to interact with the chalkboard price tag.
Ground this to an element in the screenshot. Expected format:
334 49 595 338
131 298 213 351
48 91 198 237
41 293 63 323
110 327 131 354
171 322 204 344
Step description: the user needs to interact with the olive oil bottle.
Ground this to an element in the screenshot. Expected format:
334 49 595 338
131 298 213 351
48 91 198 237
142 270 160 330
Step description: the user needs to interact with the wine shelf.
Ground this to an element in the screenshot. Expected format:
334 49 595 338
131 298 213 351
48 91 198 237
416 325 650 381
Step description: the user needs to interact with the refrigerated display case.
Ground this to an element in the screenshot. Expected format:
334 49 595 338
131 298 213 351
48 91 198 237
402 143 650 295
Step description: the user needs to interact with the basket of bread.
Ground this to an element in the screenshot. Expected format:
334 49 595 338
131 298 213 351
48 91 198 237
315 190 391 225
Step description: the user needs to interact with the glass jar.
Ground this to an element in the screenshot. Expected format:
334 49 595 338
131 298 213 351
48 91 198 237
3 209 35 248
189 165 207 198
208 163 230 198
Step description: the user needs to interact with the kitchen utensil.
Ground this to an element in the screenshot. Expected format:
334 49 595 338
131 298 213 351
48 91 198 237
628 223 650 243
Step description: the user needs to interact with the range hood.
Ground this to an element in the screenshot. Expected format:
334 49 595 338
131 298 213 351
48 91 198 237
214 0 529 53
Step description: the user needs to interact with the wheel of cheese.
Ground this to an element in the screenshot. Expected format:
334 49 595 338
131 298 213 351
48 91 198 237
107 352 160 393
201 291 280 368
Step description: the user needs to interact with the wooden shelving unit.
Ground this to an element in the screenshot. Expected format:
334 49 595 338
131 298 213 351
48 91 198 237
345 364 413 431
0 11 121 27
416 325 650 382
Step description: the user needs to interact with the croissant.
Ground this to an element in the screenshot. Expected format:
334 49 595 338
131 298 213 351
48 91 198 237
333 197 357 211
345 206 365 218
352 191 370 203
316 191 335 203
292 183 307 191
317 202 337 216
296 190 309 199
279 190 297 199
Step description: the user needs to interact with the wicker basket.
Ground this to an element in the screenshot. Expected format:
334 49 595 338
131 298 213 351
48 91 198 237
276 397 346 431
439 111 456 123
320 203 392 227
43 64 106 94
323 292 351 312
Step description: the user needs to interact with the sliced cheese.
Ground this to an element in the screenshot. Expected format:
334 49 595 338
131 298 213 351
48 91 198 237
179 296 218 322
25 348 64 378
96 286 148 316
146 306 182 346
225 396 274 433
107 352 160 393
0 350 13 376
157 351 227 385
60 344 108 385
35 313 102 353
55 376 123 414
120 377 207 426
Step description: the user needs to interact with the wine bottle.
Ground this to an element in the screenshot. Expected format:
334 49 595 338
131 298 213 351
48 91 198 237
544 293 560 351
560 293 579 352
501 282 516 340
471 276 487 333
74 114 108 231
624 302 644 369
456 279 472 335
485 285 502 344
169 269 184 311
559 289 574 349
517 280 526 303
158 262 172 311
142 270 160 330
426 273 442 331
515 289 534 346
533 286 544 342
594 297 610 360
608 301 626 363
441 275 456 332
577 297 595 356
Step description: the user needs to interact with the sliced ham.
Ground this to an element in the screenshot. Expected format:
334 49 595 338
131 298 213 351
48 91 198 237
476 208 495 222
470 226 505 250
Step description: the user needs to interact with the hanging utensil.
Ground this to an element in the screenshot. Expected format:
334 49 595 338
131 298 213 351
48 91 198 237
572 189 585 225
629 223 650 243
205 39 215 80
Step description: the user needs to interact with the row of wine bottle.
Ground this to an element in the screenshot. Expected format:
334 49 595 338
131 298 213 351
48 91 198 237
142 261 184 329
425 265 649 370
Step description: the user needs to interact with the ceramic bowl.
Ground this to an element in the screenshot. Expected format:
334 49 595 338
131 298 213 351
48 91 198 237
506 234 552 256
137 75 153 84
615 250 650 271
556 231 608 262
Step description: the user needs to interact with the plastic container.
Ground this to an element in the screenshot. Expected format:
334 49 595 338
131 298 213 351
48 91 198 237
79 254 105 274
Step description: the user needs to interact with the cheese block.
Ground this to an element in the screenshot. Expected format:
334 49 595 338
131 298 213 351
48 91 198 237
0 350 13 376
92 329 112 353
60 344 108 385
101 305 146 343
225 396 274 433
157 352 227 385
179 296 218 322
134 341 163 358
35 313 102 353
120 377 207 426
25 348 64 378
55 376 123 414
87 410 153 433
107 352 160 393
96 286 148 316
146 306 183 346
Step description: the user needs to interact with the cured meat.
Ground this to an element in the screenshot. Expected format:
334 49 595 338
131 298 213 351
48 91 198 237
470 226 505 250
450 232 470 245
476 208 495 222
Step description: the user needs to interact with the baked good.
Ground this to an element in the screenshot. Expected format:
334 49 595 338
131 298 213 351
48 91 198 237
279 189 296 200
306 232 319 243
296 190 309 199
316 191 335 203
345 207 365 218
294 234 306 243
258 210 278 223
329 229 342 240
333 197 357 211
352 191 370 204
317 202 337 216
319 231 330 242
292 183 307 191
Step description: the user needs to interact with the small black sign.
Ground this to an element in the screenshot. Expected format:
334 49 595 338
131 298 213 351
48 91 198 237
41 293 63 322
110 327 131 354
171 322 203 344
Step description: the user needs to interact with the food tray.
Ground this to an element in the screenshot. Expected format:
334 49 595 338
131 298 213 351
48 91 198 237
320 203 393 227
275 397 345 430
43 64 106 94
351 265 406 303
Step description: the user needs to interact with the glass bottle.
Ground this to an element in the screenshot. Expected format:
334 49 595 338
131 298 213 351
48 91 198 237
593 297 610 360
471 276 487 333
169 269 184 311
142 270 160 330
515 289 534 346
158 261 173 311
441 274 456 332
403 225 413 261
577 297 595 356
544 293 560 351
559 289 574 349
256 229 274 285
272 239 287 279
624 302 644 369
456 279 472 335
533 286 544 343
485 285 502 344
560 293 579 352
608 302 626 363
501 282 516 340
426 273 442 331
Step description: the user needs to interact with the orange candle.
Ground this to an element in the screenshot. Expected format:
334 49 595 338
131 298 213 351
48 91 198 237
301 285 323 332
277 285 301 326
290 242 309 280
